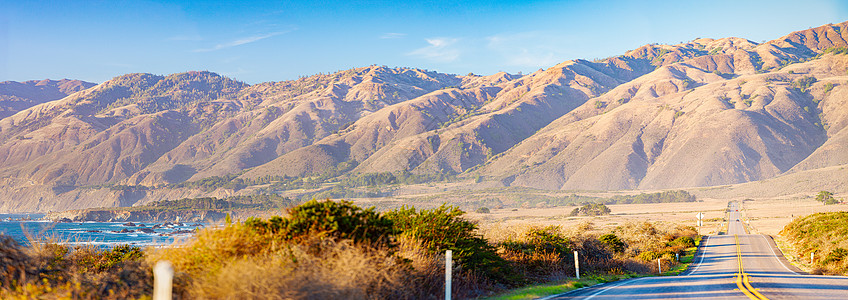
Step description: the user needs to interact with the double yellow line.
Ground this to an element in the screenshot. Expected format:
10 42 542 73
735 235 769 300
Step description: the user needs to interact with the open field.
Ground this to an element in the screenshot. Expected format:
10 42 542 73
741 196 848 236
466 197 728 236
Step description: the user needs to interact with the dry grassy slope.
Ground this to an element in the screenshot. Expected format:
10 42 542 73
131 66 463 183
479 21 848 190
785 57 848 172
0 72 245 186
1 22 848 212
242 57 659 179
690 164 848 199
0 79 96 118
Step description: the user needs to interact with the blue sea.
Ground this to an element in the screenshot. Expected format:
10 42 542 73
0 213 203 248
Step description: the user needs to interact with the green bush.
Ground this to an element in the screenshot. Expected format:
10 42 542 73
570 203 611 216
502 226 571 256
668 236 695 248
816 191 839 205
599 234 626 253
824 248 848 264
792 76 817 93
637 251 661 262
245 199 395 246
475 207 491 214
385 204 513 284
824 82 835 94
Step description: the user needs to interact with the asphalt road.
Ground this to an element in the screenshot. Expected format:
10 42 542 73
548 201 848 299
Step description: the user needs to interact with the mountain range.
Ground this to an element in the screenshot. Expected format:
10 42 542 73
2 21 847 212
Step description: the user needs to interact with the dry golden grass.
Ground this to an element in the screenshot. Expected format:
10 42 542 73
470 198 728 236
0 236 151 300
148 221 476 300
738 195 848 236
181 240 411 300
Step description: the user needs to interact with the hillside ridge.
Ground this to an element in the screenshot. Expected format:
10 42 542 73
1 21 847 212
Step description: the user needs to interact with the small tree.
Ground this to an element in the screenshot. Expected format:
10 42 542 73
816 191 838 205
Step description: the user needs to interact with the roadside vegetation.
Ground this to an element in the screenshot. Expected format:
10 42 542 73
0 239 149 299
0 199 700 299
781 211 848 275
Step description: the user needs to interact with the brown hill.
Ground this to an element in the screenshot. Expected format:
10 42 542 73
0 79 96 118
1 21 848 212
479 22 848 190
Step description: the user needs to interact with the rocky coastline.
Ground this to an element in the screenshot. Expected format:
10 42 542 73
45 208 232 223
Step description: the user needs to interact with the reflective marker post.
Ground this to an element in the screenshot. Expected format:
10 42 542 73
658 258 662 274
574 250 580 279
445 250 452 300
153 261 173 300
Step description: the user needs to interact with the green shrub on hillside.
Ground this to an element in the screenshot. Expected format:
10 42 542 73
245 199 395 246
385 204 513 284
815 191 839 205
792 76 817 93
824 82 835 94
669 236 695 248
570 203 611 216
501 226 571 256
824 248 848 264
599 233 626 253
636 250 661 262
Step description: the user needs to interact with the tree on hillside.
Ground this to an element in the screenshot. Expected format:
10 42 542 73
816 191 839 205
569 203 611 216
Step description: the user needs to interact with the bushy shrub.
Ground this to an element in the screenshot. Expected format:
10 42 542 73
245 199 395 246
570 203 611 216
668 236 695 248
599 233 626 253
0 237 150 299
824 248 848 264
497 226 571 282
385 204 513 284
501 226 570 256
72 244 144 273
637 251 661 262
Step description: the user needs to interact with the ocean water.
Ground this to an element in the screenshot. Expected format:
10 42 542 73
0 213 203 248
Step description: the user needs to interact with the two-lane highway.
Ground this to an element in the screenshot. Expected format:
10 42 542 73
550 201 848 299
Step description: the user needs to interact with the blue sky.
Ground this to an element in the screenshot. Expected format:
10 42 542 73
1 0 846 84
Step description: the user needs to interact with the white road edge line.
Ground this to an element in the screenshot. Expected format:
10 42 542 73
686 235 711 276
756 235 848 278
581 277 649 300
759 234 799 275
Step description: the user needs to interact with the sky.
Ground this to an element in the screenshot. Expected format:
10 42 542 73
1 0 847 84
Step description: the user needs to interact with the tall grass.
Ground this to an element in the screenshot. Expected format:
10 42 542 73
0 235 150 299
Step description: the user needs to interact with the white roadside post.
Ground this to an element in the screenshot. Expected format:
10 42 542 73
811 251 815 265
574 250 580 279
657 258 662 274
153 261 173 300
445 250 452 300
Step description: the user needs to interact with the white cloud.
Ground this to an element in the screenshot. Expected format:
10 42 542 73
193 30 290 52
407 38 461 62
380 32 407 39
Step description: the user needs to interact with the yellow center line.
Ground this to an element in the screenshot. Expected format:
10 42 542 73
735 234 769 300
